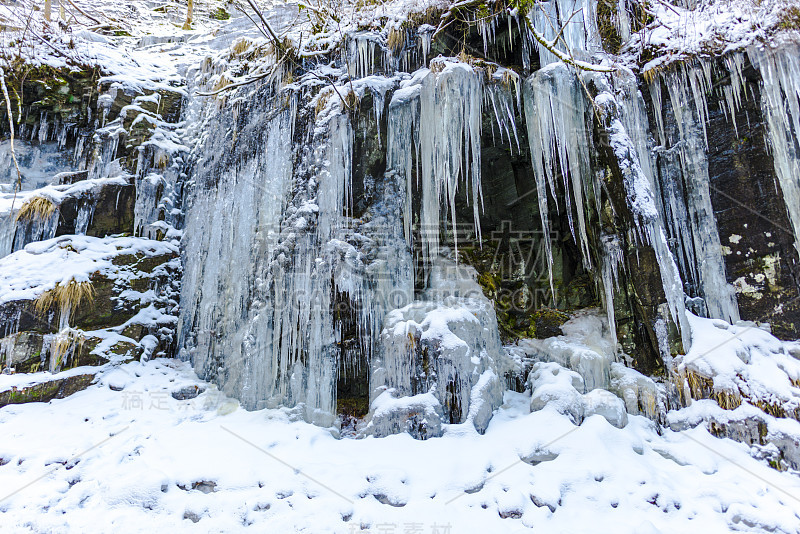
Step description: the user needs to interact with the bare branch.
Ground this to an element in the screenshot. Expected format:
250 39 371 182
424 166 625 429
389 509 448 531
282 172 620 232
64 0 102 25
0 67 23 211
243 0 286 54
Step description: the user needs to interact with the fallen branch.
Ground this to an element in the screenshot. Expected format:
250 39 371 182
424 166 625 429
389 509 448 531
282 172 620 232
243 0 286 54
196 60 284 96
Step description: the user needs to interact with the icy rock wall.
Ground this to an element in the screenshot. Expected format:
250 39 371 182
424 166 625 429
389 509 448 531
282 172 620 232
649 64 740 324
748 41 800 258
522 63 689 357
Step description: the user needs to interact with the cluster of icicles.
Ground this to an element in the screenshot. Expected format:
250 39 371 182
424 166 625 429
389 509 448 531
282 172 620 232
178 1 800 427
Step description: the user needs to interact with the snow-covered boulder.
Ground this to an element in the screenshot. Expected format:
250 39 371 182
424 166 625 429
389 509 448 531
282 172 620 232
528 361 628 428
366 389 443 439
528 362 585 424
514 310 616 392
582 389 628 429
610 362 666 422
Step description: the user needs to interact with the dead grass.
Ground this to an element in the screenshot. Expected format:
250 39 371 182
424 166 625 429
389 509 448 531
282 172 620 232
14 196 56 223
387 27 405 52
34 279 96 321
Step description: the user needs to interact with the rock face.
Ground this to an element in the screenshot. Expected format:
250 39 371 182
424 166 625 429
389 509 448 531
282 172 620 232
0 60 185 391
645 54 800 340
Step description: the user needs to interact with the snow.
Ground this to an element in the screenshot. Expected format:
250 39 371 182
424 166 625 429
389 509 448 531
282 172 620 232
637 0 793 73
1 358 800 532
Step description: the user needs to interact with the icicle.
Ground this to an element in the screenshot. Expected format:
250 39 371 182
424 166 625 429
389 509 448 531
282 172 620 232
600 233 623 347
485 74 521 153
318 114 353 241
417 60 483 263
74 201 96 235
386 84 420 246
522 62 593 295
747 42 800 258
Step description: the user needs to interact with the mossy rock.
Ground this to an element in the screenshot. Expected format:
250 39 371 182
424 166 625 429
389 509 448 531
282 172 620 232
0 373 95 408
210 7 231 20
0 250 178 335
530 308 570 339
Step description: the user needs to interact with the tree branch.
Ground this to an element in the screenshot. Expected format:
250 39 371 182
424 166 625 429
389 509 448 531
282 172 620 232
0 67 23 211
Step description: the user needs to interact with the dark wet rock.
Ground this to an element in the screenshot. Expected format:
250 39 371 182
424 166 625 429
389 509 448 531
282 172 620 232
171 384 207 400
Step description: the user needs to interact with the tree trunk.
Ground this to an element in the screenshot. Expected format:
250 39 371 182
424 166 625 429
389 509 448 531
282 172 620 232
183 0 194 30
44 0 52 22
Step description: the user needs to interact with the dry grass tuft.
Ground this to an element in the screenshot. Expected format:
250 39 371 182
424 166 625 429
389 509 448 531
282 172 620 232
14 196 57 223
230 37 253 57
386 27 405 52
35 279 96 321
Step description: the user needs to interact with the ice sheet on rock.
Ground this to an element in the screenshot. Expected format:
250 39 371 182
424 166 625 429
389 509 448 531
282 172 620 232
367 388 443 439
651 64 740 325
610 362 666 422
0 176 131 258
178 101 297 415
515 310 616 393
371 259 510 434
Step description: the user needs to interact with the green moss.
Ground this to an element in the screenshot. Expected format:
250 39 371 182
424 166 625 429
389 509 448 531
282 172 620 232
0 374 94 407
779 5 800 30
210 7 231 20
597 0 622 55
459 244 570 342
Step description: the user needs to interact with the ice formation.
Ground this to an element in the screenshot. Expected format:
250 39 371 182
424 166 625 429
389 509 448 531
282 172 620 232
748 41 800 257
650 64 740 324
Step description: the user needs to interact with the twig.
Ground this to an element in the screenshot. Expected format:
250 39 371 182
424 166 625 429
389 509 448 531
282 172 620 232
0 67 23 211
196 59 285 96
243 0 286 54
65 0 102 25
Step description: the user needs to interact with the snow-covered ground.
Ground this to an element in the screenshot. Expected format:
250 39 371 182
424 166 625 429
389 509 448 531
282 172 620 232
1 357 799 533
